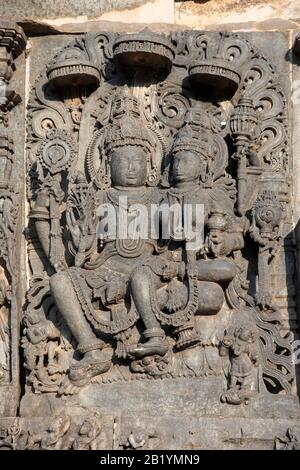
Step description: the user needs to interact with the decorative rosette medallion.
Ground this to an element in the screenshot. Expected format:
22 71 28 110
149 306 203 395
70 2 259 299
37 129 76 175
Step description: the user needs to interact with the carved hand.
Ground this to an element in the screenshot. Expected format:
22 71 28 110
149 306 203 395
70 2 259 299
35 189 50 209
105 279 126 304
250 351 259 365
66 210 96 252
256 292 273 310
161 262 177 281
219 335 234 356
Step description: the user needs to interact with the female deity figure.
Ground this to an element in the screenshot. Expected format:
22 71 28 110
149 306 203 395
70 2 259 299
30 89 165 385
129 114 245 358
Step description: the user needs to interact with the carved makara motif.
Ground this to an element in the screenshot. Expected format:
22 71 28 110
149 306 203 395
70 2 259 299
23 29 294 409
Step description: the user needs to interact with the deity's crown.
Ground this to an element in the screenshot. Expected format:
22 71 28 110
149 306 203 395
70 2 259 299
104 86 155 156
207 211 228 231
172 116 212 159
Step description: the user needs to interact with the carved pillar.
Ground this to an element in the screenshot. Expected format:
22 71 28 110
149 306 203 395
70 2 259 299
0 21 26 416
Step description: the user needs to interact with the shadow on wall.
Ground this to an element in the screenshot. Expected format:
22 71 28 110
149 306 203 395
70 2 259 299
285 224 300 398
283 220 300 396
285 36 300 397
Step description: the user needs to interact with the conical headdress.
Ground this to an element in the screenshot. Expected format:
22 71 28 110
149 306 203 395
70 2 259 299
104 86 155 157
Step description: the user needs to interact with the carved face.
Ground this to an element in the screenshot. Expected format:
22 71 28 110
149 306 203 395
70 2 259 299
232 338 249 356
110 146 148 187
172 150 205 184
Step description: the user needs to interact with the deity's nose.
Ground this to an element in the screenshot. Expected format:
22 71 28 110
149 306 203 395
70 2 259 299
176 161 184 173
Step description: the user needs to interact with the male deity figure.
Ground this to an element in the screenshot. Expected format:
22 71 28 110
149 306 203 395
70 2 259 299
129 113 244 358
31 89 164 385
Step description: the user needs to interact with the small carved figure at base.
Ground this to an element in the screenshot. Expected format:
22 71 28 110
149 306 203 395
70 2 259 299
220 325 259 405
26 415 71 450
72 414 103 450
275 428 300 450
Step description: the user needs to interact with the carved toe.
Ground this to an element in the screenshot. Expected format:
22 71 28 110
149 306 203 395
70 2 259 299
129 341 169 359
69 350 112 386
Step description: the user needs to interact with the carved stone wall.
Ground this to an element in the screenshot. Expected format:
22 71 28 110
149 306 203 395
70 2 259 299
0 2 300 450
0 21 26 417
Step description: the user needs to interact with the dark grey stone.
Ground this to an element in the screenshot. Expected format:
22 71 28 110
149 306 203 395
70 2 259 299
0 23 299 450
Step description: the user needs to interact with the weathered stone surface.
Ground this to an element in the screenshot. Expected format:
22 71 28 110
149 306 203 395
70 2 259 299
11 0 175 37
18 19 188 37
4 0 175 36
1 415 299 450
20 377 300 420
0 0 152 19
175 0 300 29
0 21 27 418
0 4 300 452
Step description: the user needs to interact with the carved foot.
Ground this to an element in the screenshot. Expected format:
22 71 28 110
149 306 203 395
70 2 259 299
130 350 173 376
221 388 253 405
69 349 112 387
128 337 169 359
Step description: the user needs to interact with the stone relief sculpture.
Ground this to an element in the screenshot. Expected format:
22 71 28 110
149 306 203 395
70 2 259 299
24 29 293 398
275 428 300 450
21 30 292 400
0 23 299 450
0 411 107 450
0 22 26 416
0 278 11 382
